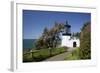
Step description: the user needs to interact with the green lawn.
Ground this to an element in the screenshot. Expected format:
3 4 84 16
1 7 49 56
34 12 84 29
23 47 68 62
64 48 80 60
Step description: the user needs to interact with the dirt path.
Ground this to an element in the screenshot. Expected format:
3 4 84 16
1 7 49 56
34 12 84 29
44 48 75 61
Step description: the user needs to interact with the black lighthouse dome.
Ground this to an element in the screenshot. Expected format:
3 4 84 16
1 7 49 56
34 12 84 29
62 21 71 36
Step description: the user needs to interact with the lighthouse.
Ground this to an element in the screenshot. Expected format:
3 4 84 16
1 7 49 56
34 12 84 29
61 21 80 48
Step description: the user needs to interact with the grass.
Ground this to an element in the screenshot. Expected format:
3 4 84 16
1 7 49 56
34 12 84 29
51 47 67 56
23 47 68 62
64 48 80 60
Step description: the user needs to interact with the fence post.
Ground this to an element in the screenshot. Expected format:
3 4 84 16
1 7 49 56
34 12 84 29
31 51 34 61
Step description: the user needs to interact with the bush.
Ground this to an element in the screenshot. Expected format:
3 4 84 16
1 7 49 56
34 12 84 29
80 22 91 59
23 53 33 62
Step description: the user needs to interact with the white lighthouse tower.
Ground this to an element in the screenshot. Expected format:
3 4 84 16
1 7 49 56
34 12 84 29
61 21 80 48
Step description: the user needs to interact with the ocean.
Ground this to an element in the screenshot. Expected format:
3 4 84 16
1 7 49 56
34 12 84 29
23 39 36 50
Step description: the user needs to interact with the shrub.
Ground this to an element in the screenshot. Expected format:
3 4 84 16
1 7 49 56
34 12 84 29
80 22 91 59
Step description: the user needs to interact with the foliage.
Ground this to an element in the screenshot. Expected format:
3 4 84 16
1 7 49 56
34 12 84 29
80 22 91 59
71 32 80 39
35 22 65 49
64 48 80 60
23 47 68 62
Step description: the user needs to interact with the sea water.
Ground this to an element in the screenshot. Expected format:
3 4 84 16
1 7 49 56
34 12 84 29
23 39 36 50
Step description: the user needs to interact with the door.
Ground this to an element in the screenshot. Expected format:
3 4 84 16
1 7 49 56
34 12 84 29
73 42 76 47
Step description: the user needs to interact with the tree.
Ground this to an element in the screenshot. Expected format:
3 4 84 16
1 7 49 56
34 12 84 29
35 22 65 49
80 21 91 59
35 37 44 49
71 32 80 39
42 27 49 48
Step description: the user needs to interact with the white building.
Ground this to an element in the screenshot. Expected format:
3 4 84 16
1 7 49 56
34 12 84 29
61 35 80 47
61 22 80 48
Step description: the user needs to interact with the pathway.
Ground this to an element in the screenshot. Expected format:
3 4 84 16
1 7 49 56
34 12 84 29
44 47 76 61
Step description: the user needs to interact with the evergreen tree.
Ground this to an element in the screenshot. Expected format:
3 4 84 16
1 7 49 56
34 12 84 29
80 22 91 59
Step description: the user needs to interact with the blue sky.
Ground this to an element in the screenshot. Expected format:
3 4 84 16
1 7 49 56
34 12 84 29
23 10 91 39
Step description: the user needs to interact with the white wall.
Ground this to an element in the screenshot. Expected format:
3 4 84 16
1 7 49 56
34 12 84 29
71 39 80 47
61 36 80 47
61 36 70 47
0 0 100 73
